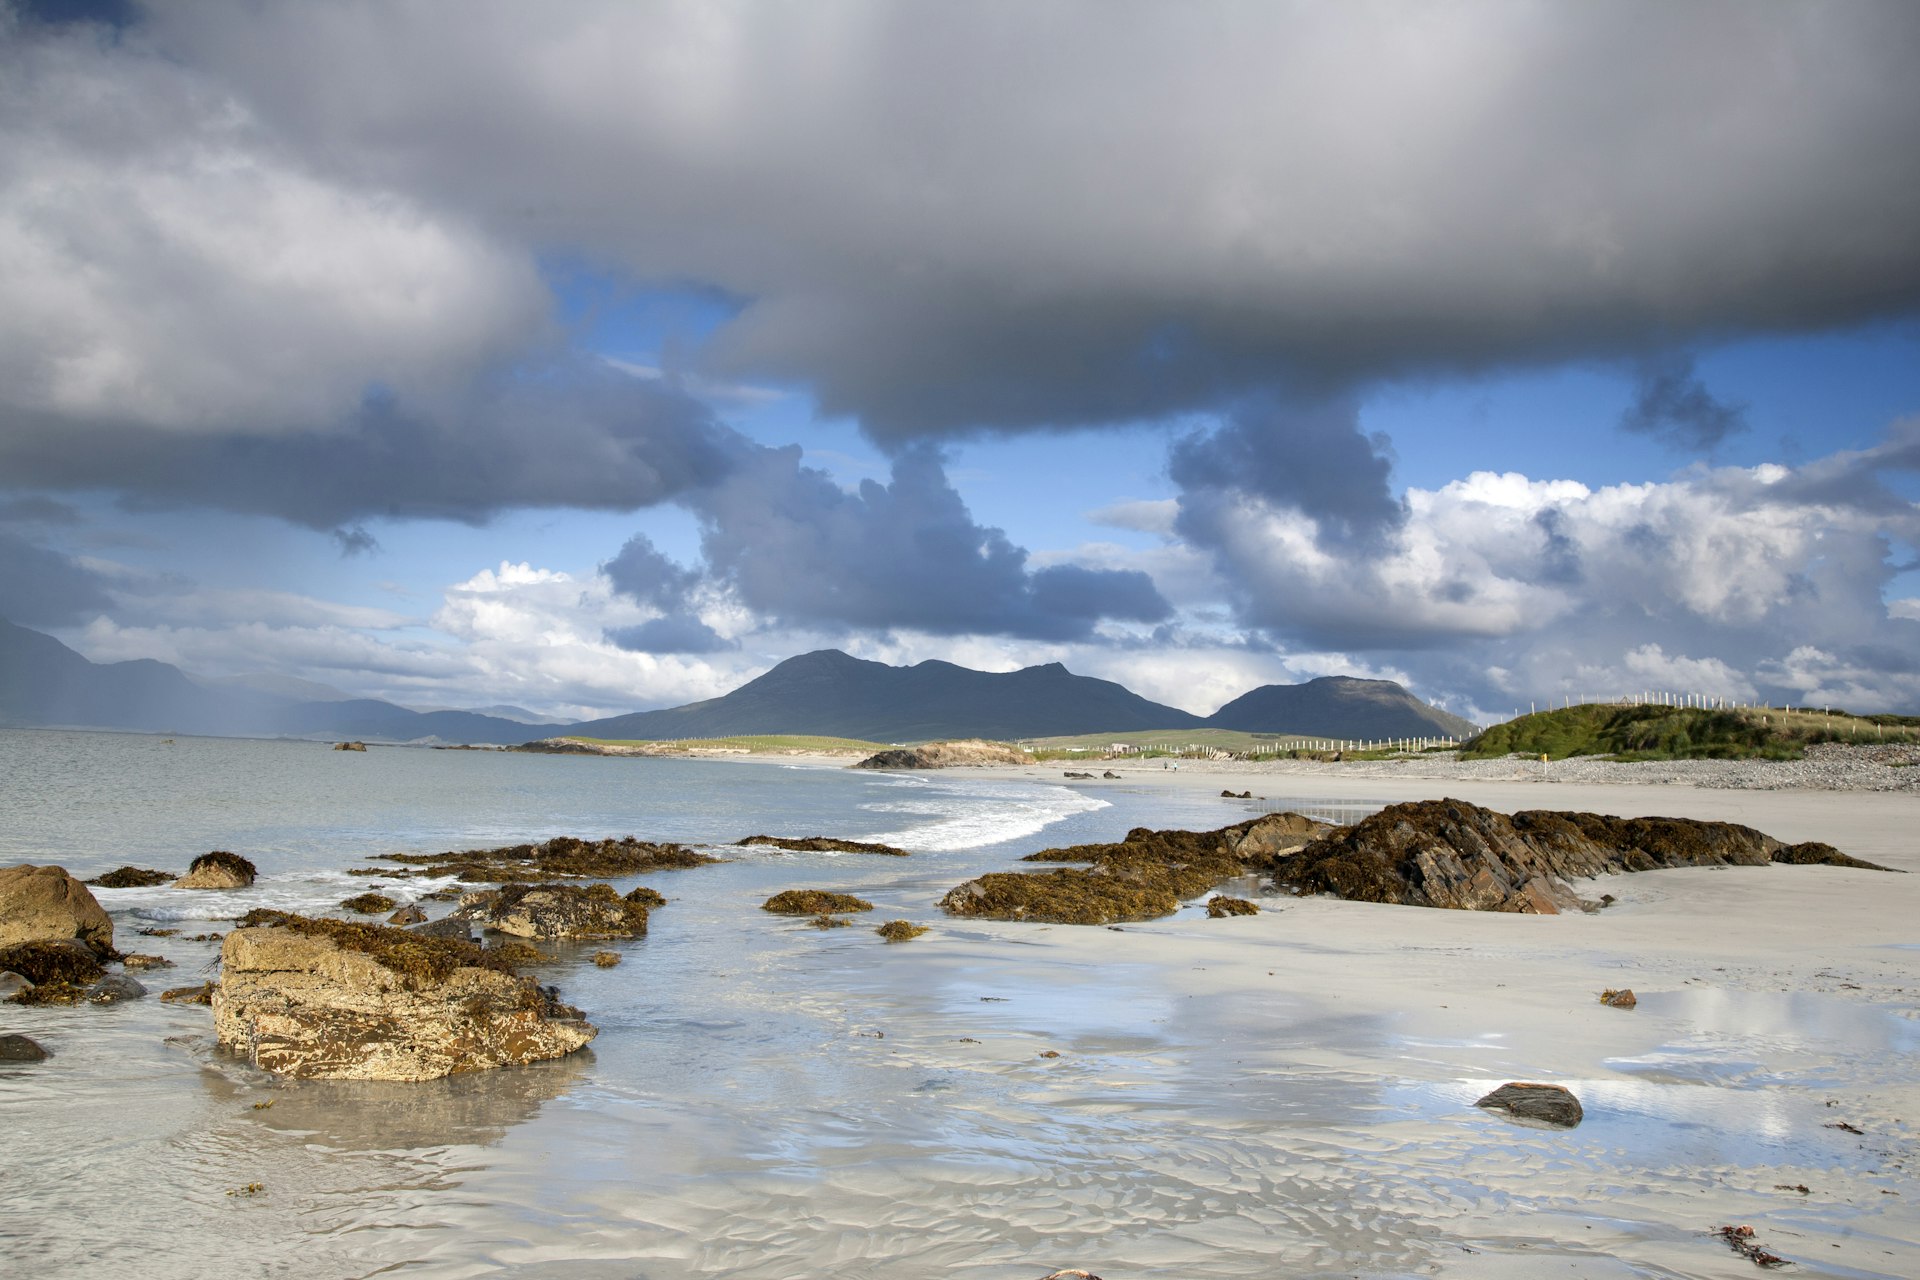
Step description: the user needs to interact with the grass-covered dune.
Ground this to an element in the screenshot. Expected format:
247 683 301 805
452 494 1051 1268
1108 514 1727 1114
1462 703 1920 762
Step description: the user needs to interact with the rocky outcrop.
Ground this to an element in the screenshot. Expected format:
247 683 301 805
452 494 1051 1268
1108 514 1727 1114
854 740 1033 769
1206 896 1259 917
1264 799 1892 914
374 835 719 883
735 835 909 856
333 741 367 751
762 890 874 915
1475 1082 1583 1127
875 920 928 941
940 813 1332 926
213 913 596 1081
86 866 177 888
0 865 115 955
173 851 257 890
0 1033 50 1062
450 882 654 939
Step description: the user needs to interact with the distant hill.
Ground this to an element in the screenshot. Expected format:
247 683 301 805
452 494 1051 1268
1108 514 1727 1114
572 649 1207 742
1204 675 1477 740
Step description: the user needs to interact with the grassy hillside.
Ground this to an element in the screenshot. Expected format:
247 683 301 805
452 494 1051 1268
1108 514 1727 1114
1461 703 1920 761
1021 726 1453 760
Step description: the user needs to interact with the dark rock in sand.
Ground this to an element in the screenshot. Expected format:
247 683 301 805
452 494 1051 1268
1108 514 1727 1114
0 1032 50 1062
0 864 116 954
1063 771 1095 779
87 866 178 889
386 904 427 926
1206 896 1259 917
1475 1082 1584 1127
213 911 595 1081
174 851 257 890
1600 988 1637 1008
451 882 653 939
762 890 874 915
735 835 910 857
1102 771 1120 779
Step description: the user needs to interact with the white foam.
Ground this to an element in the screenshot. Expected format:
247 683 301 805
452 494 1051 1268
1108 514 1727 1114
859 778 1108 852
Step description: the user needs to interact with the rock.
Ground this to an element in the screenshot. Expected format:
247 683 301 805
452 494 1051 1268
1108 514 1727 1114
854 740 1034 770
1063 771 1095 779
1475 1082 1583 1127
591 950 620 967
409 917 475 942
120 953 173 970
340 892 397 915
451 882 653 939
735 835 910 857
333 741 368 751
1600 988 1637 1008
875 919 929 941
214 914 595 1081
1206 896 1259 918
174 851 257 890
373 835 720 884
161 982 215 1005
1262 799 1888 915
1229 811 1335 860
86 866 178 888
1102 771 1120 779
0 864 115 955
0 973 33 1002
386 904 427 926
85 975 147 1004
0 938 106 986
0 1032 50 1062
762 890 874 915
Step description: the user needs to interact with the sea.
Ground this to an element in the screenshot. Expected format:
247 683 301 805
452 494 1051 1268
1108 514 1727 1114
1 728 1390 1279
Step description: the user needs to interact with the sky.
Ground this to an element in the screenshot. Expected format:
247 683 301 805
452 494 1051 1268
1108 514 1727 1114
3 0 1919 724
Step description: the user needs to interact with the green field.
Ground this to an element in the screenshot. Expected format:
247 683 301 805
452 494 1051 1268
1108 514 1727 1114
566 734 892 754
1019 726 1458 760
1462 703 1920 762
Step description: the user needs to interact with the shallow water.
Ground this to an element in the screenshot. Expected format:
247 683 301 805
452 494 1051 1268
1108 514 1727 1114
2 729 1915 1279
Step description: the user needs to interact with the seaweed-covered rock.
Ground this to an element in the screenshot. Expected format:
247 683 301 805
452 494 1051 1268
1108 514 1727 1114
161 982 215 1005
854 740 1032 770
0 865 115 955
333 741 367 752
1599 988 1637 1008
174 851 257 890
875 920 928 942
386 904 427 926
341 893 397 915
0 1032 49 1062
0 939 106 987
375 835 720 884
87 866 178 888
1475 1082 1583 1127
762 890 874 915
941 871 1178 926
85 975 146 1004
591 950 621 967
624 886 666 909
451 882 653 939
1206 896 1259 918
120 953 173 970
213 913 595 1081
735 835 909 857
809 913 852 929
1266 799 1892 914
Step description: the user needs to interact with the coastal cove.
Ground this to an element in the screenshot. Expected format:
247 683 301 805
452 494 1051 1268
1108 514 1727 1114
3 728 1917 1279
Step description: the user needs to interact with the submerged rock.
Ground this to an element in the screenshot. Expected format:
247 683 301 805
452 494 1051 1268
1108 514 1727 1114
451 882 653 939
174 851 257 890
161 982 215 1005
120 953 173 970
762 890 874 915
340 892 397 915
86 866 178 889
0 1032 50 1062
85 975 146 1004
213 912 595 1081
875 920 929 942
1475 1082 1584 1127
386 904 427 926
735 835 909 857
0 865 115 955
591 950 621 967
854 740 1033 770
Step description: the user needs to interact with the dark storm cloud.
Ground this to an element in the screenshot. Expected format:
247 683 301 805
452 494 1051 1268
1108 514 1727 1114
0 363 746 527
603 616 735 655
331 526 380 557
687 444 1172 640
0 531 115 627
0 496 83 526
1169 398 1404 545
130 1 1920 442
602 534 700 610
1620 355 1748 450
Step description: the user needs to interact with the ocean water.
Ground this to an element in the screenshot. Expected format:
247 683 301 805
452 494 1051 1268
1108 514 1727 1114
4 730 1914 1279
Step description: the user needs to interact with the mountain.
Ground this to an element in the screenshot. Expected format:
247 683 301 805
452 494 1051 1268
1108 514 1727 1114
0 618 561 744
1205 675 1478 740
572 648 1207 742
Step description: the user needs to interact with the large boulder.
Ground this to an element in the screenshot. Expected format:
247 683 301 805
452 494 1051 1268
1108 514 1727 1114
213 913 596 1081
0 865 114 955
174 851 257 890
450 882 654 940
